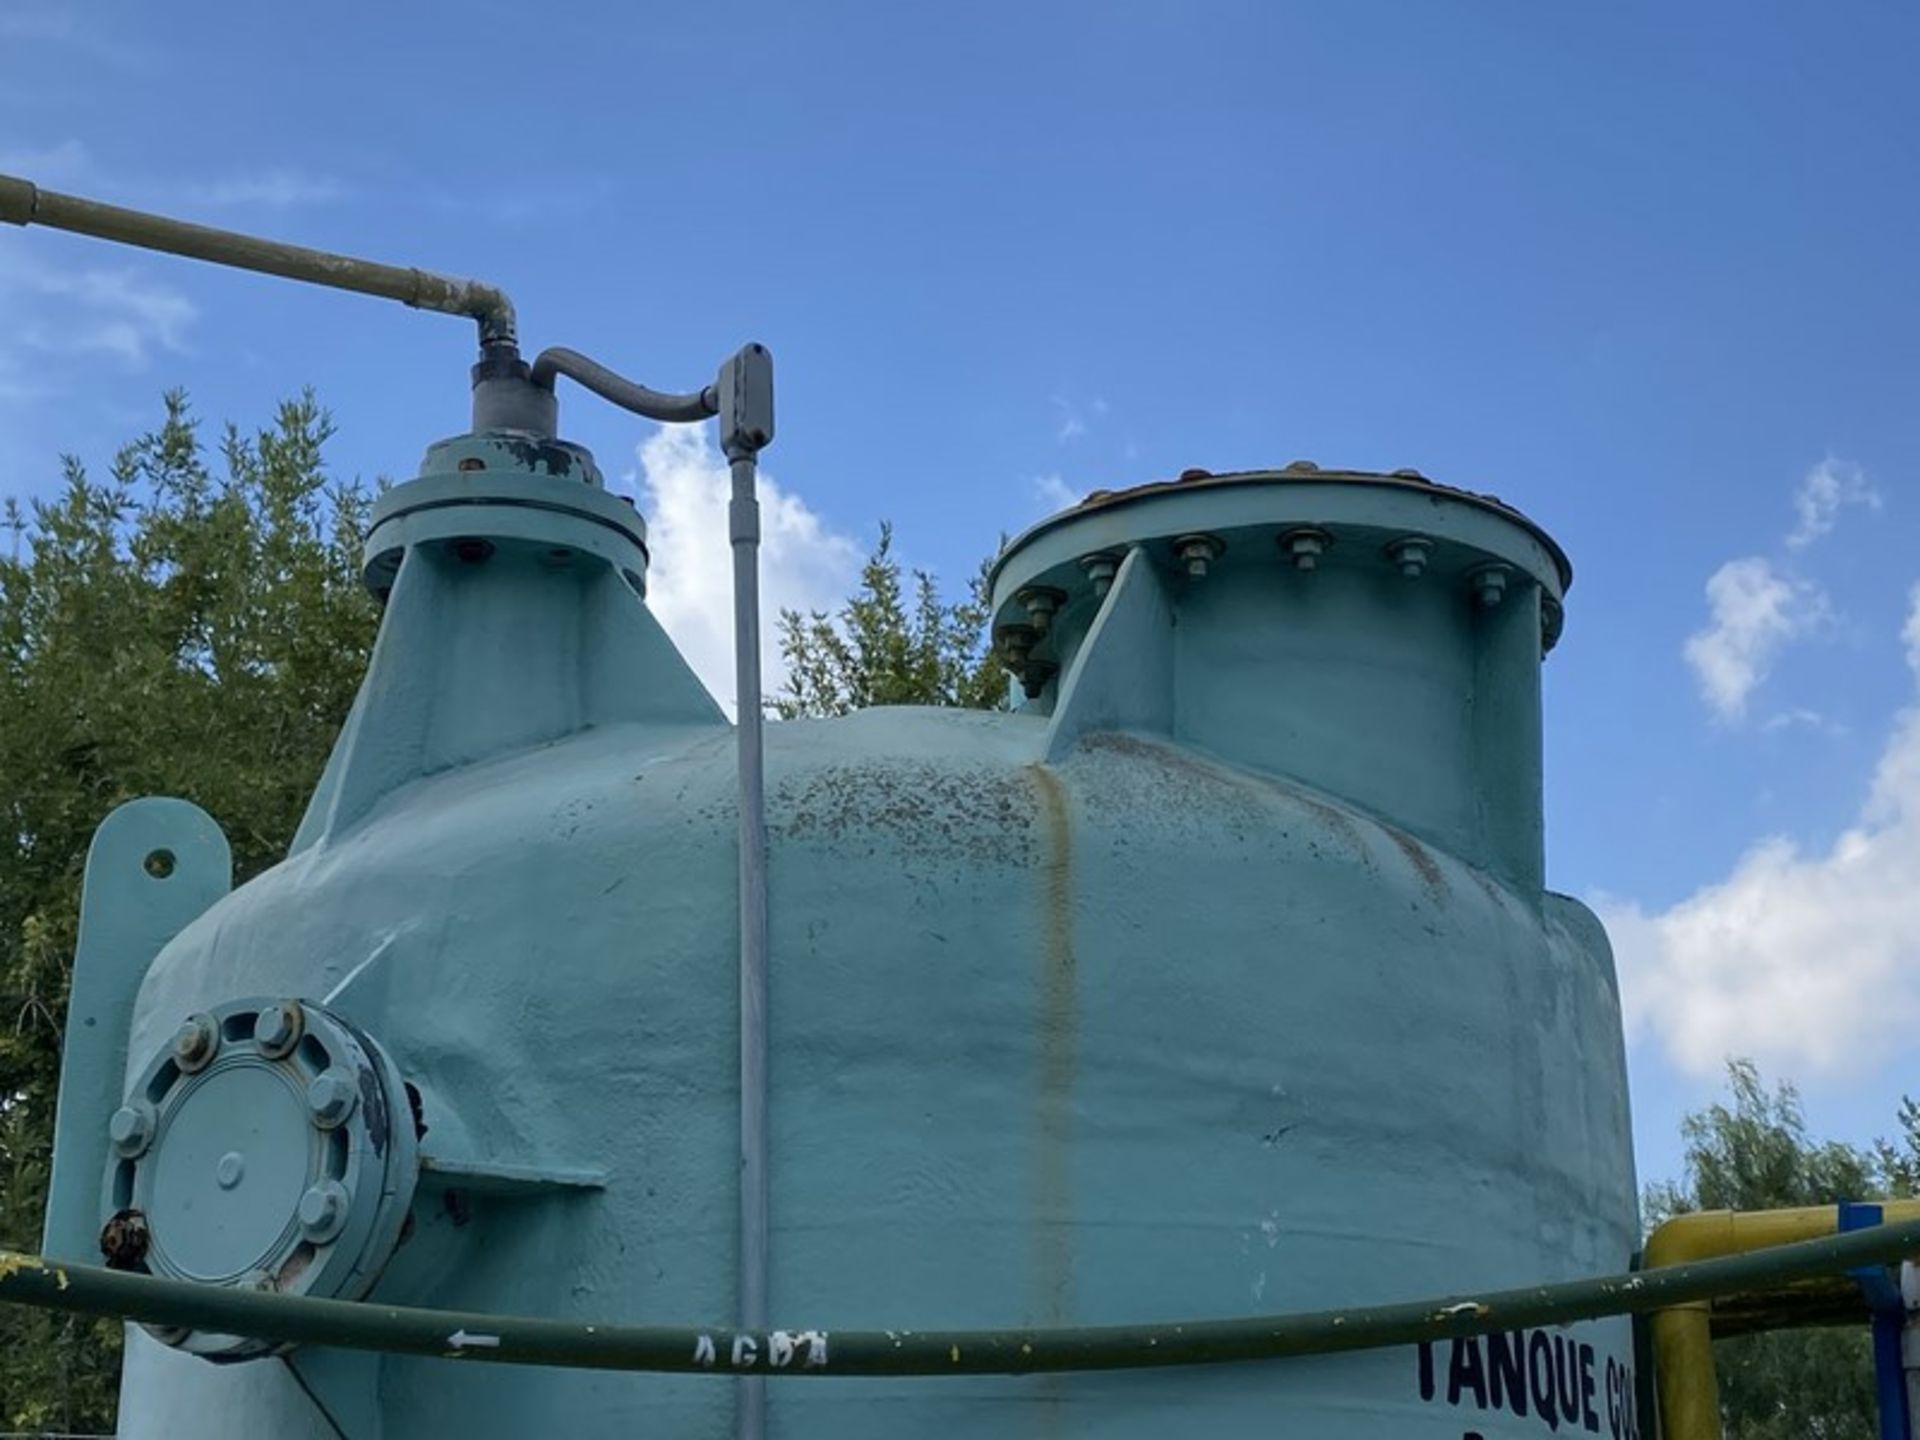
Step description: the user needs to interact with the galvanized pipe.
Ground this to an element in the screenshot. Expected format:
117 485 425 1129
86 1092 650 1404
727 449 771 1440
4 1220 1920 1376
0 172 516 347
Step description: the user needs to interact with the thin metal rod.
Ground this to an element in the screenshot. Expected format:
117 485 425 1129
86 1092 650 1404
729 452 770 1440
530 347 716 423
3 1219 1920 1376
0 173 515 347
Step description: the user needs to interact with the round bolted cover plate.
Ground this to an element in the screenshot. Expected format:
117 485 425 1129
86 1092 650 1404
103 996 419 1359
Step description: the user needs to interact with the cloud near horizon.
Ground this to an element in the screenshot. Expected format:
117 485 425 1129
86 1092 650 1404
1605 583 1920 1079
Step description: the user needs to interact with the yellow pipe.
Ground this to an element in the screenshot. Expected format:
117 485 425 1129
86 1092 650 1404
1646 1200 1920 1440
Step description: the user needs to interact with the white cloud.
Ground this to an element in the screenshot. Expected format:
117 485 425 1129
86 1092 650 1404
1605 584 1920 1079
187 170 346 209
0 249 195 371
1032 473 1079 514
1052 395 1106 444
633 423 861 716
0 138 92 184
1787 457 1880 550
1683 557 1825 722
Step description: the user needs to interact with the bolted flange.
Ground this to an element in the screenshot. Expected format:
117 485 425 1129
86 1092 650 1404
252 1000 304 1059
107 1101 156 1159
171 1013 220 1073
1172 534 1223 579
306 1068 359 1129
102 994 421 1360
1278 527 1333 572
1386 536 1433 579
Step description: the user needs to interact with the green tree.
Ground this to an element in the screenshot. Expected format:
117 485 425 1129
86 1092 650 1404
1645 1059 1886 1439
0 391 377 1433
774 522 1004 718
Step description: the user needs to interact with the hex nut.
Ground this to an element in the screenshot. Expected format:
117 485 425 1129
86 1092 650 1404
170 1014 219 1073
1387 537 1433 579
108 1102 156 1159
1173 534 1223 579
306 1068 359 1129
1471 565 1511 609
253 1001 304 1058
1078 551 1122 597
1279 528 1333 572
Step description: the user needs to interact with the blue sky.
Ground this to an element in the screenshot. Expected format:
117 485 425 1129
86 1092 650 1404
4 0 1919 1191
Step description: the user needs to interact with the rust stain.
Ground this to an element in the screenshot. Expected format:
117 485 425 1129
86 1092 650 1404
1028 763 1076 1330
1383 823 1447 900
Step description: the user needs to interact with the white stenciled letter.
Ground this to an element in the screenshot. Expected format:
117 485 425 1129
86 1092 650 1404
769 1331 796 1368
693 1335 716 1368
804 1332 830 1369
732 1335 760 1368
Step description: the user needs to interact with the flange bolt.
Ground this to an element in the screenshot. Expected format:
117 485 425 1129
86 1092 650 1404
1279 528 1333 572
1387 537 1432 579
108 1101 156 1159
1173 534 1223 579
306 1068 359 1129
170 1014 219 1073
297 1181 350 1244
1471 565 1512 609
1078 551 1122 597
253 1001 304 1059
1016 586 1066 635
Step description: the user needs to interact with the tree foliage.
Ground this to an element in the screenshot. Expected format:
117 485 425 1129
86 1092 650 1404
773 522 1004 718
0 391 376 1433
1645 1059 1920 1440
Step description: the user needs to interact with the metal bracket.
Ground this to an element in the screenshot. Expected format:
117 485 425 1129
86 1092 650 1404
44 799 230 1264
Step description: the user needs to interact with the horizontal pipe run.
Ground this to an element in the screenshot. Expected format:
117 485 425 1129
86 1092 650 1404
0 173 515 346
4 1218 1920 1377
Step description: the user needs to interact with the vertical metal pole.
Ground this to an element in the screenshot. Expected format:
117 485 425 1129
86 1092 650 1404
729 452 770 1440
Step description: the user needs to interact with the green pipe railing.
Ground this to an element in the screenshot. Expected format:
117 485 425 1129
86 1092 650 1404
4 1217 1920 1376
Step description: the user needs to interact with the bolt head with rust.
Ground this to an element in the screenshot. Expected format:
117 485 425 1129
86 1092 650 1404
108 1101 157 1159
99 1207 151 1271
170 1014 219 1073
252 1000 304 1059
306 1068 359 1129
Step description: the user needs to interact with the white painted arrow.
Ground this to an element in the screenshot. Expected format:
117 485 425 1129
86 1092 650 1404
447 1329 501 1350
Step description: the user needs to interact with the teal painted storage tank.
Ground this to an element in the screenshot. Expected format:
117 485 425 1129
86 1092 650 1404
46 426 1640 1437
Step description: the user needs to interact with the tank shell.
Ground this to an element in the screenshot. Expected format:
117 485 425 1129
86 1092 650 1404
121 707 1635 1437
